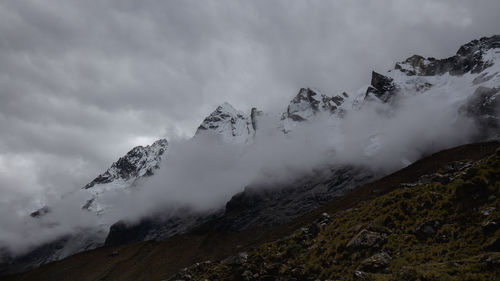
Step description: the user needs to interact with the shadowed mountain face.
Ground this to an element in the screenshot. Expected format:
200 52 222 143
2 35 500 276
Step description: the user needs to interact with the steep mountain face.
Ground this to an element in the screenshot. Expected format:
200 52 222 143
216 165 374 232
84 139 168 189
81 138 168 214
195 102 257 144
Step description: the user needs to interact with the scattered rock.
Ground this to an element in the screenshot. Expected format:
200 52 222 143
347 229 387 250
223 252 248 266
481 220 498 233
359 252 391 273
353 270 370 280
481 207 496 216
242 270 254 280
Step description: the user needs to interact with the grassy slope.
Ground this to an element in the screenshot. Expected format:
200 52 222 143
181 145 500 280
4 141 500 281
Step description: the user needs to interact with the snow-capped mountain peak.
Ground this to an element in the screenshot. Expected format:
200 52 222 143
195 102 256 144
81 138 168 213
394 35 500 77
84 138 168 189
280 88 347 132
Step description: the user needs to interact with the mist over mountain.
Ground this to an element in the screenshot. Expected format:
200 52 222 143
1 36 499 276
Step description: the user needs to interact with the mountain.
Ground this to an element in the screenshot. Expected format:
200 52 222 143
81 138 168 214
195 102 258 144
364 36 500 141
2 35 500 277
5 142 499 281
0 139 169 274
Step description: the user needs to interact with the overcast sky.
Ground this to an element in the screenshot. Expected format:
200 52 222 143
1 0 500 198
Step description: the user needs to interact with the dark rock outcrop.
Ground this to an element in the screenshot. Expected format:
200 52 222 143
365 71 398 102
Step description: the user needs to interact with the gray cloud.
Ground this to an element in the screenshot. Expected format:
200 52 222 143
0 0 499 204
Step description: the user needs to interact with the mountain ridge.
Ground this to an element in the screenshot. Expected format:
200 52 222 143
2 34 500 276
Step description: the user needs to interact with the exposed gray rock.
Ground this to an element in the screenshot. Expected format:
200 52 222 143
360 252 391 273
481 220 498 233
223 252 248 266
365 71 398 102
282 88 345 122
347 229 387 250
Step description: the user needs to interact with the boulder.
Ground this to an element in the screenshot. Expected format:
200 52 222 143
360 252 391 273
347 229 387 250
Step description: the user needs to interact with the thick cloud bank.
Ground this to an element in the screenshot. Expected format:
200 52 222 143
1 72 484 257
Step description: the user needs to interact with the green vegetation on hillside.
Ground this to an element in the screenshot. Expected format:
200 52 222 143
174 150 500 281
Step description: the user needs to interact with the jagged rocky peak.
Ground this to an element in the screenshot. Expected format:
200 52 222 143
283 88 346 122
395 35 500 76
365 71 398 102
364 35 500 104
195 102 257 144
84 138 168 189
